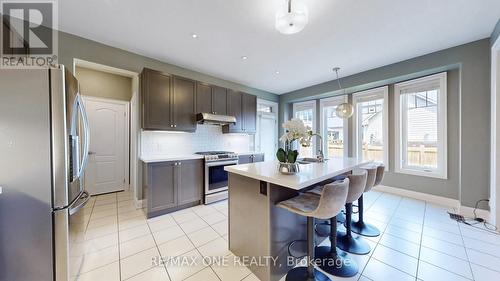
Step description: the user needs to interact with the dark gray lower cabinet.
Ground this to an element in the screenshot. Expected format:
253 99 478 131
238 153 265 164
253 153 265 163
178 160 204 205
143 159 203 218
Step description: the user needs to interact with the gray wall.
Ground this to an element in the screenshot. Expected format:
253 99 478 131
75 66 133 101
58 31 278 102
492 19 500 46
279 39 491 208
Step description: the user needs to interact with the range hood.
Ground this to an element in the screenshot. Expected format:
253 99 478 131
196 113 236 125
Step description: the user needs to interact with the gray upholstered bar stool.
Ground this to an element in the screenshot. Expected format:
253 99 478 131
307 170 367 276
336 169 371 255
277 179 349 281
350 164 384 237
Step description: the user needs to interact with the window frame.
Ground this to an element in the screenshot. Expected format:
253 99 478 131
292 100 317 156
256 99 279 160
353 86 389 166
319 95 349 158
394 72 447 179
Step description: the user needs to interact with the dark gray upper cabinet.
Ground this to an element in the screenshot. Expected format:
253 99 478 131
142 67 255 133
242 93 257 134
177 160 203 205
142 68 172 130
196 83 212 114
223 90 243 133
172 76 196 132
141 68 196 132
223 91 257 134
212 85 227 115
196 83 227 115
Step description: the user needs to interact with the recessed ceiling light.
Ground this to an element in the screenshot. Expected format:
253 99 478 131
191 34 198 38
275 71 280 74
241 56 248 60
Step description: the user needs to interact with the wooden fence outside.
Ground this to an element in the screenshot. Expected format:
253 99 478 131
327 144 437 167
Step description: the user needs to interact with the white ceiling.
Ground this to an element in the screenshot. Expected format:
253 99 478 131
59 0 500 94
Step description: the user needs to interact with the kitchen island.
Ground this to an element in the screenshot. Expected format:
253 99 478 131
224 157 371 281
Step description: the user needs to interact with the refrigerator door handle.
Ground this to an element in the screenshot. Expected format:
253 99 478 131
68 190 90 215
76 94 90 180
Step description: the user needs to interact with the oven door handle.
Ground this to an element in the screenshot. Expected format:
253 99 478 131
206 160 238 166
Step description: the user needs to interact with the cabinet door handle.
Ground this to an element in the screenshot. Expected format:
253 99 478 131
170 124 173 128
174 125 177 128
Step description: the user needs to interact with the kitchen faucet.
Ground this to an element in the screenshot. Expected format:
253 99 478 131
314 134 325 162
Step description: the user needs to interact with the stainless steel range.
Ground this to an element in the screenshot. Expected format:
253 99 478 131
196 151 238 204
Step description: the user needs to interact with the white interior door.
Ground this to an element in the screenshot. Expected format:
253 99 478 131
257 113 277 162
83 97 129 195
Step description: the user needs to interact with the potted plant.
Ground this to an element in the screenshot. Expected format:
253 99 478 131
276 118 310 174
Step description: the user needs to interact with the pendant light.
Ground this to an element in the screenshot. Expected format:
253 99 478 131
333 67 354 119
275 0 308 35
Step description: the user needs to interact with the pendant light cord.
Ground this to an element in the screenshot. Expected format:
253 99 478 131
333 68 345 95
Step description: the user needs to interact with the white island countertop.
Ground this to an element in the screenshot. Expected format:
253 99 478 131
225 157 373 190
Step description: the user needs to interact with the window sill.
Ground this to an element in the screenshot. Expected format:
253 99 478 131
395 167 447 180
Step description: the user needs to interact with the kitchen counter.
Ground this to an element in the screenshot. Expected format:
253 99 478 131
140 154 204 163
225 157 370 190
226 157 372 281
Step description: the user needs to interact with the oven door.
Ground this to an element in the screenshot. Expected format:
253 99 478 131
205 160 238 194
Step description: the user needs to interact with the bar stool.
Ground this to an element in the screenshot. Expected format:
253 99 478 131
277 179 349 281
313 175 348 236
335 169 371 255
350 164 384 237
307 171 366 276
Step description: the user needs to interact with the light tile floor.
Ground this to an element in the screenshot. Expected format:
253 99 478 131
71 190 500 281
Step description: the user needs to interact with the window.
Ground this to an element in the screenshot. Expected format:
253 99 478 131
258 104 273 113
293 100 316 158
353 87 389 165
320 96 348 158
394 72 447 178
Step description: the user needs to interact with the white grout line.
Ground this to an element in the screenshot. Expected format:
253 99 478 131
114 192 123 281
458 219 476 281
415 201 428 280
357 195 405 279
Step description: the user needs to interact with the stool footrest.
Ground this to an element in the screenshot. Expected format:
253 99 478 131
287 240 308 260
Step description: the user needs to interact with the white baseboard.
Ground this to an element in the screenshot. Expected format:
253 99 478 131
373 185 492 222
134 199 144 209
459 205 491 222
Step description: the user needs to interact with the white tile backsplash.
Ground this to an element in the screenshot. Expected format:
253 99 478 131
141 124 253 157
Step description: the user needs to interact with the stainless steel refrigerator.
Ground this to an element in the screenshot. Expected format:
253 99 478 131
0 66 91 281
